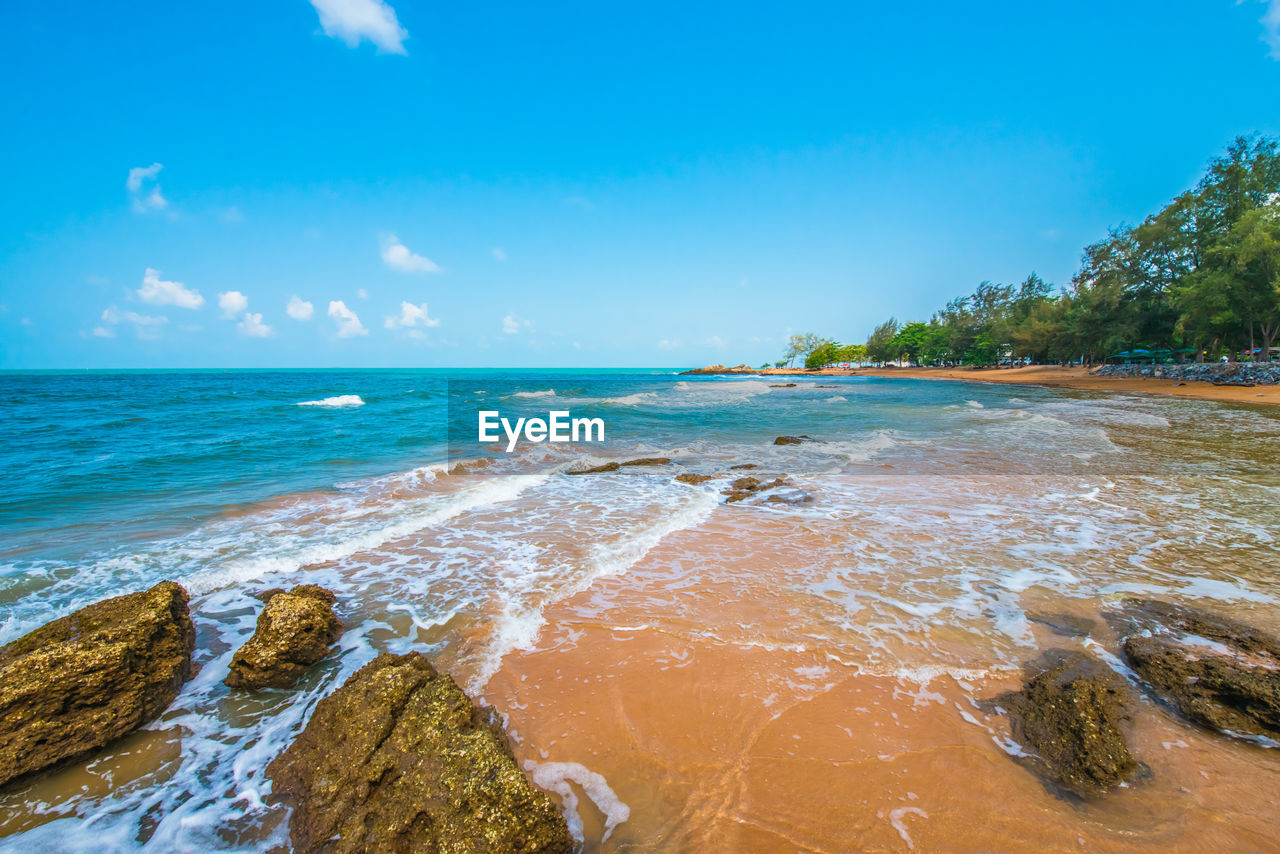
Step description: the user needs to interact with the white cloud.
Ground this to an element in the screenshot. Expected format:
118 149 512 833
657 339 680 350
357 288 369 299
239 312 272 338
126 163 168 213
705 335 726 348
380 233 440 273
218 290 248 317
385 301 440 329
491 247 507 262
287 295 315 320
502 313 532 334
1264 0 1280 58
19 317 31 327
137 268 203 309
310 0 408 54
100 305 169 340
328 300 368 338
222 206 244 223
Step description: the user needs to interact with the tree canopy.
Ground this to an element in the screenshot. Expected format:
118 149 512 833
774 136 1280 368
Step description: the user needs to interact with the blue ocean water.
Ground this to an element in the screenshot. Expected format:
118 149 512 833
2 369 1280 851
0 368 1065 564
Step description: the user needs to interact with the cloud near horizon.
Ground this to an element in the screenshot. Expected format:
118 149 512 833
502 313 532 334
328 300 368 338
136 268 203 309
286 295 315 320
238 312 272 338
217 290 248 318
98 306 168 340
380 234 440 273
385 301 440 330
309 0 408 54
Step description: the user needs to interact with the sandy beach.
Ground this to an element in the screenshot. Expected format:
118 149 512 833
686 364 1280 408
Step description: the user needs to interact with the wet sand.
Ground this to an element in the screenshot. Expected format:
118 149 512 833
486 502 1280 852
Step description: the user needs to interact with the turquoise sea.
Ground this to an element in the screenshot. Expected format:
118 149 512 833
2 369 1279 850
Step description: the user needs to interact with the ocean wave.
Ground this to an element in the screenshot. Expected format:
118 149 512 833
511 389 556 399
296 394 365 408
601 392 659 405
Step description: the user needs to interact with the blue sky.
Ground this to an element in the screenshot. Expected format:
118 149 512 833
2 1 1279 369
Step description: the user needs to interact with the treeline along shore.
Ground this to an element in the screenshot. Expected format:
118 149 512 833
691 136 1280 408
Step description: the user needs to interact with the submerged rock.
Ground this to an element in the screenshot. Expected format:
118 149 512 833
620 457 671 467
226 585 342 690
0 581 195 789
267 652 574 854
675 473 714 485
773 436 804 445
729 463 759 470
769 383 798 388
722 475 789 503
1027 612 1099 638
565 461 621 475
995 649 1138 798
1114 599 1280 742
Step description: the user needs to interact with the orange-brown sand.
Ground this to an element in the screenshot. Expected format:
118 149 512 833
693 364 1280 407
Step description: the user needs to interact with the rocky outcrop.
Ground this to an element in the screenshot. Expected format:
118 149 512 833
620 457 671 467
565 462 621 475
0 581 195 789
675 473 714 485
769 383 798 388
1094 363 1280 385
995 650 1138 798
226 585 342 690
1114 599 1280 742
729 463 758 470
267 652 574 854
723 475 788 503
773 435 810 445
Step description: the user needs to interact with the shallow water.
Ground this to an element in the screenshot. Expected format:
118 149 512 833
1 370 1278 851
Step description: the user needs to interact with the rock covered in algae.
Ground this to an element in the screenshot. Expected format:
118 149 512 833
226 584 342 690
722 475 788 503
1115 599 1280 742
266 652 574 854
996 649 1138 797
0 580 195 789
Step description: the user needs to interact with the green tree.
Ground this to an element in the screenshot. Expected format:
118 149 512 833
865 319 901 364
783 332 828 367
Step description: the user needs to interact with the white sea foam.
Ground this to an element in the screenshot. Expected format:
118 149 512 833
525 760 631 843
601 392 658 405
183 473 550 595
512 389 556 398
888 806 927 850
296 394 365 407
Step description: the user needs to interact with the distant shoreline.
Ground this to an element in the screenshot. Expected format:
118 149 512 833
680 364 1280 408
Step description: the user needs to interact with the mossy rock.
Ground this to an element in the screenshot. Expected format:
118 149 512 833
1115 599 1280 742
226 584 342 690
565 462 620 475
267 652 574 854
0 581 194 789
995 649 1138 798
